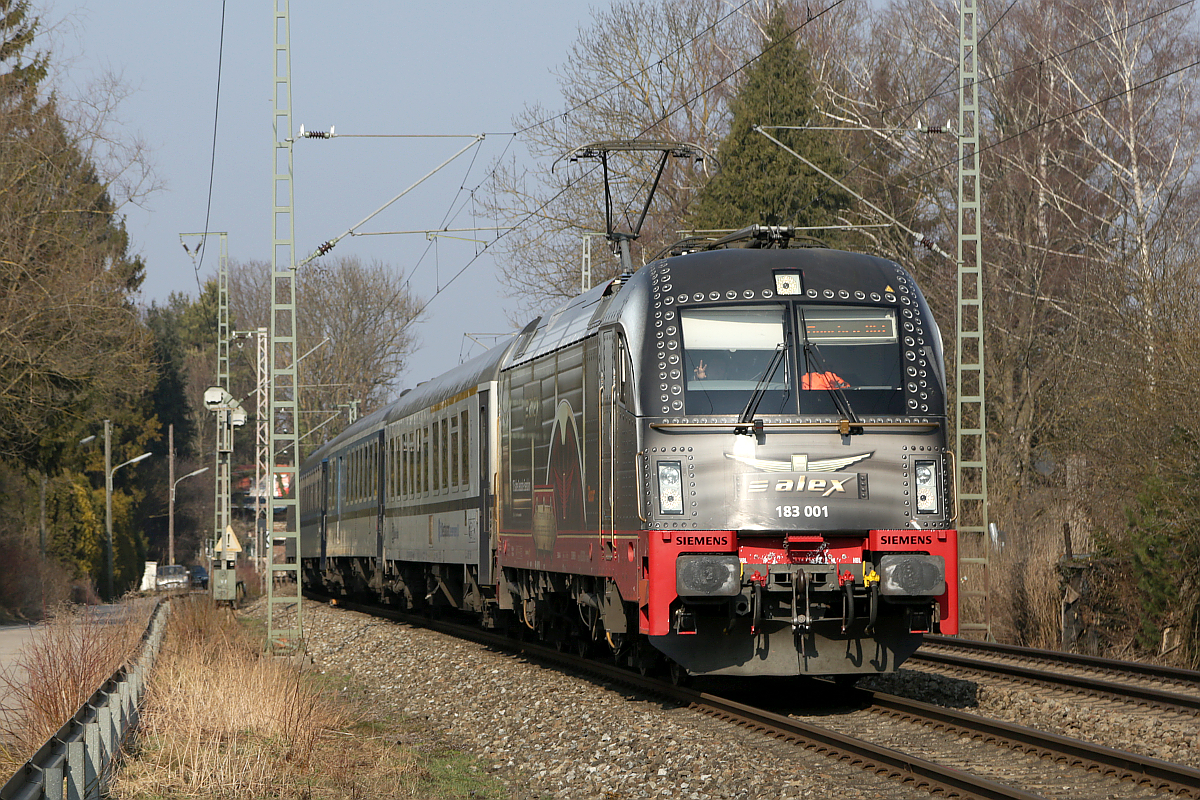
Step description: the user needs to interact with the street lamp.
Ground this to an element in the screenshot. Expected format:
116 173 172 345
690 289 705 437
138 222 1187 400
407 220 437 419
98 418 151 599
170 467 209 566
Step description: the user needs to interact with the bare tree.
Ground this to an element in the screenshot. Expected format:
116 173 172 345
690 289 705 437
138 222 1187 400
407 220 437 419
226 256 422 452
485 0 777 319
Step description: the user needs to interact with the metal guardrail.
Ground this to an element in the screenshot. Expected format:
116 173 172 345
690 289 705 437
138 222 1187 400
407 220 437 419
0 600 170 800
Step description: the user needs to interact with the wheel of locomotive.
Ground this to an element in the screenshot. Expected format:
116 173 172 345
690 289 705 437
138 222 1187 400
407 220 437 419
635 641 662 676
574 636 592 658
668 660 690 687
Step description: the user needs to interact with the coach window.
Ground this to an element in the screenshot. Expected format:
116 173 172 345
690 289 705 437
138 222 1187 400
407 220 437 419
400 431 408 500
404 430 412 499
410 430 417 497
424 426 432 494
441 418 450 491
371 441 378 499
681 305 791 415
460 410 470 488
393 434 403 496
406 430 414 499
450 414 460 488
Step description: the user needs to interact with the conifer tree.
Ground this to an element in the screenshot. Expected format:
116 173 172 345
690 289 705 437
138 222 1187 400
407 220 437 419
689 8 852 234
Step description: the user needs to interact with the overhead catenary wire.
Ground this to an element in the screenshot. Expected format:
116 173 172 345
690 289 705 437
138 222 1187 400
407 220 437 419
876 0 1194 120
755 125 954 260
314 0 1185 332
297 134 485 266
192 0 227 292
819 0 1192 212
514 0 759 136
906 54 1200 185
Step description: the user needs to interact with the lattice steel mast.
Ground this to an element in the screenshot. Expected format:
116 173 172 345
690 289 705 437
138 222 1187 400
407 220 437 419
955 0 992 640
267 0 302 651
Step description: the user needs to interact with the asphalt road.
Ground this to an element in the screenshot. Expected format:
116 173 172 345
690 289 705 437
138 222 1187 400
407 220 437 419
0 622 37 730
0 623 36 675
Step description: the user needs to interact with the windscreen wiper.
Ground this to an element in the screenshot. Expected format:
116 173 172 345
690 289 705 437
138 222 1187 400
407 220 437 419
803 340 860 427
737 342 788 433
796 307 860 430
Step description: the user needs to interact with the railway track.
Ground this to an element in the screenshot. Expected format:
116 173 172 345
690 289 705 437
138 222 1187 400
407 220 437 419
915 635 1200 716
307 594 1200 799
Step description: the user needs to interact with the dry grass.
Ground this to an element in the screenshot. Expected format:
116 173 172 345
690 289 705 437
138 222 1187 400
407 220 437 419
114 598 505 799
0 600 150 773
114 598 340 797
991 507 1073 649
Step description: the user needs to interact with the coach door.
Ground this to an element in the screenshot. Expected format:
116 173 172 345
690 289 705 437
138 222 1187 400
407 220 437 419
334 454 344 552
599 329 638 557
478 391 492 584
600 330 616 557
319 460 329 570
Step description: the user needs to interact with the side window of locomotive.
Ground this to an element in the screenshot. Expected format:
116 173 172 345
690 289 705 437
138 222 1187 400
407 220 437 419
680 305 791 415
616 334 633 408
797 306 904 415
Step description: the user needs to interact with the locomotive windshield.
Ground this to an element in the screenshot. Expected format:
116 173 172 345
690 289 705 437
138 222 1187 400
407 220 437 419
681 304 905 416
681 305 791 415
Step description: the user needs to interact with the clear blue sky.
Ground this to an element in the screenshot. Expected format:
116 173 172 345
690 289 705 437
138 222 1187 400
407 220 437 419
55 1 588 386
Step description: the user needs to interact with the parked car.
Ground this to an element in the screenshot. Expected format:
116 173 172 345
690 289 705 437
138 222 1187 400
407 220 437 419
189 565 209 589
156 564 188 592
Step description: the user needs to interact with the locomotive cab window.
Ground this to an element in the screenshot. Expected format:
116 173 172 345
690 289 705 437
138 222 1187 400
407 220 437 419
797 306 904 416
681 305 791 416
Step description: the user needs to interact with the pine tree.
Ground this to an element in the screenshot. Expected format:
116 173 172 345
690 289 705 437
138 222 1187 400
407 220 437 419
689 8 853 235
0 0 47 103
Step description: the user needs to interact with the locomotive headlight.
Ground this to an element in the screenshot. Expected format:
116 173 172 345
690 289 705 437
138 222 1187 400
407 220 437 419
879 554 945 596
677 555 741 596
658 461 684 515
914 459 939 515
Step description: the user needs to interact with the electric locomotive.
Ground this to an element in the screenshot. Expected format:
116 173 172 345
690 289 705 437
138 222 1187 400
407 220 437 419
299 229 957 677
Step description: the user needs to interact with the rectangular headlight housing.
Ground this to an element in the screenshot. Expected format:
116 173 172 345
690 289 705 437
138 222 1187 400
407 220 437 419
879 554 946 596
658 460 684 515
914 459 939 515
677 555 741 596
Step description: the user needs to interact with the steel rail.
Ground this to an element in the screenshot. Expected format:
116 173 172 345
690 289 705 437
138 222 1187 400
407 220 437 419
911 649 1200 716
923 634 1200 685
861 688 1200 797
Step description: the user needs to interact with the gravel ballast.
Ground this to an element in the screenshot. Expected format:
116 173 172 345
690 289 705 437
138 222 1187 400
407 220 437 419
254 599 1199 798
259 600 937 799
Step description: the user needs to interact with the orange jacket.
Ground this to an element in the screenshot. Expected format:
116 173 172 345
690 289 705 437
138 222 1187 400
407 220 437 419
801 371 849 390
